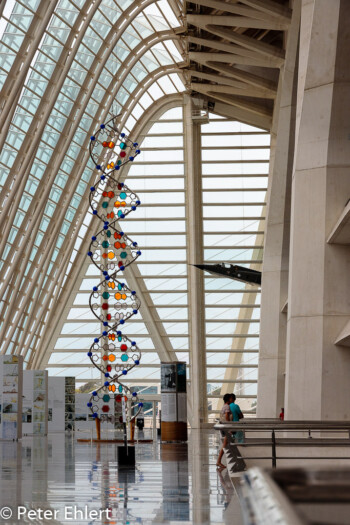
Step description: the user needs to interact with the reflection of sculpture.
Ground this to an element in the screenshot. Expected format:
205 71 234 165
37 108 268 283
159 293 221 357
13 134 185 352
86 116 143 428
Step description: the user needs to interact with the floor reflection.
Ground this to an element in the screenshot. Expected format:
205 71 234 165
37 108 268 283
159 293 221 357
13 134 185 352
0 430 242 524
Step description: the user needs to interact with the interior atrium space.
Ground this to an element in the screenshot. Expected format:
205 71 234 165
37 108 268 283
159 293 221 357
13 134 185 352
0 0 350 524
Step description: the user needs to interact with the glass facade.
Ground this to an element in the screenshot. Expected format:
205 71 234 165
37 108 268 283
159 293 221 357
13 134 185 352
0 0 269 420
47 108 269 417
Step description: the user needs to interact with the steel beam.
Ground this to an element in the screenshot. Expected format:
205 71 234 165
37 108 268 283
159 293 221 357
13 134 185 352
189 50 276 68
186 14 289 30
204 25 285 63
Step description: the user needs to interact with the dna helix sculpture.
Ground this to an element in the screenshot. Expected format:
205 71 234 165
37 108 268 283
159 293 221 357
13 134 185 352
86 116 143 428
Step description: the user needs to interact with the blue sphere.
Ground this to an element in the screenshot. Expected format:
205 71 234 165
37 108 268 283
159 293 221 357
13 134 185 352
90 187 95 192
135 360 139 365
131 206 136 211
132 392 137 396
120 265 125 271
132 341 136 346
133 309 138 314
87 352 92 357
92 391 97 396
103 225 108 230
103 322 108 326
94 338 99 343
138 402 143 407
137 251 141 256
120 213 125 219
101 175 105 180
133 143 138 147
104 381 109 387
93 413 98 418
87 251 92 256
103 270 108 275
131 291 136 295
92 236 96 241
115 165 120 170
120 182 124 187
93 286 98 291
87 402 92 407
93 210 97 215
103 331 107 336
105 373 109 378
90 136 95 141
133 242 137 246
122 370 127 375
121 133 125 137
105 275 109 280
136 149 140 154
120 231 124 236
129 157 134 161
136 200 141 205
96 165 101 170
117 331 122 336
100 124 105 129
120 319 125 325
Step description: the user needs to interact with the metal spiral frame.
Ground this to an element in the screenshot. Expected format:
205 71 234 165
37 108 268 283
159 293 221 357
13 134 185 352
86 115 143 425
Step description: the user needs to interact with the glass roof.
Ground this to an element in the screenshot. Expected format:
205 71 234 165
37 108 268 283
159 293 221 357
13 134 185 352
0 0 269 420
0 0 185 363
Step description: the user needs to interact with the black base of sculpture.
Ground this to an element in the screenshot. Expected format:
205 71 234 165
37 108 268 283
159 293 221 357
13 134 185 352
118 445 135 467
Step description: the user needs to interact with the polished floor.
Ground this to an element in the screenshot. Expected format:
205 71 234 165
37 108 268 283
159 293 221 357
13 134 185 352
0 430 243 524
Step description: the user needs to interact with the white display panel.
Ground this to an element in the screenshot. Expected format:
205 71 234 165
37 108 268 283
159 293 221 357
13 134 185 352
48 377 65 433
177 393 187 423
161 393 177 422
0 355 23 440
161 362 187 424
64 377 76 432
47 376 76 433
74 394 92 431
23 370 48 435
75 394 120 438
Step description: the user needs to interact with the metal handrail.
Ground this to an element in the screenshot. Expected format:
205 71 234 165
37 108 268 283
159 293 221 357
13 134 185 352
214 420 350 468
215 420 350 431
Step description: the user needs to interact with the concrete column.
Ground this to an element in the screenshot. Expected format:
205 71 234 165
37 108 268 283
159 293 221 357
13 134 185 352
257 0 300 417
184 96 207 428
285 0 350 419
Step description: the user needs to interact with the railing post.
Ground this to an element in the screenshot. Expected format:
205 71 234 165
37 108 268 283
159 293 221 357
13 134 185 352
152 401 157 441
271 430 276 469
